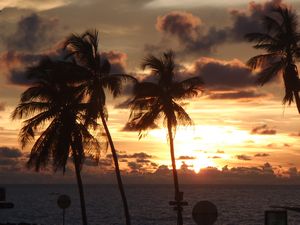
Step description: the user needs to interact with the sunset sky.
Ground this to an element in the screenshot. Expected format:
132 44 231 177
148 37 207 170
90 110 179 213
1 0 300 184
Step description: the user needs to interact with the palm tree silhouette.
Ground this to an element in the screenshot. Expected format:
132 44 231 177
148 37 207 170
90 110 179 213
64 29 134 225
245 6 300 113
12 58 102 225
127 51 203 225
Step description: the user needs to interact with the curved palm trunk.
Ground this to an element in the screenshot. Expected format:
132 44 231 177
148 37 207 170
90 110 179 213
100 111 131 225
167 121 183 225
72 150 88 225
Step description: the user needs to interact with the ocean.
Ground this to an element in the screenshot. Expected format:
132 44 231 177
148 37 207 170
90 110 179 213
1 184 300 225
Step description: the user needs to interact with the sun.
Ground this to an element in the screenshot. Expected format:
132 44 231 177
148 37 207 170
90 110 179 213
192 153 215 173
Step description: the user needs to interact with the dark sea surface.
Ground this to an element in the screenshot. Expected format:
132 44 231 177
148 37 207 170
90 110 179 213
1 184 300 225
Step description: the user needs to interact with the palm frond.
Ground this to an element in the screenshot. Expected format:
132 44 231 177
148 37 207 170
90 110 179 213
12 102 51 120
172 76 204 100
247 53 280 69
256 61 284 86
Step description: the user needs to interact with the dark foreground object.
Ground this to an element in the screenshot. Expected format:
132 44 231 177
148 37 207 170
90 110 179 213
0 188 14 209
0 202 14 209
192 201 218 225
0 223 44 225
265 210 287 225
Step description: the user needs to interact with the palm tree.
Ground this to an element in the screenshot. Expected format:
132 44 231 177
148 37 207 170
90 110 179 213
63 29 134 225
12 58 102 225
245 6 300 113
127 51 203 225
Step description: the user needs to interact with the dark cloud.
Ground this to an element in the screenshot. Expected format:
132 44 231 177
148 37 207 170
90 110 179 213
0 146 22 158
127 161 143 172
108 152 153 159
155 11 227 54
251 124 276 135
286 167 299 177
236 154 252 161
191 58 255 90
182 57 267 100
229 0 286 40
130 152 152 159
101 51 128 74
151 0 288 54
177 156 196 160
209 90 266 100
156 11 201 44
136 158 151 163
154 165 171 176
254 153 270 157
0 48 66 85
5 13 60 52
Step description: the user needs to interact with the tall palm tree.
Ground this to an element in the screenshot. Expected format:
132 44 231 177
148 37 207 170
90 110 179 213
12 59 102 225
127 51 203 225
245 6 300 113
64 29 134 225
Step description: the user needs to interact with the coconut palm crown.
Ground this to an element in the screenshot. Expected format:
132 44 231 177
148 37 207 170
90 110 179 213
63 29 134 225
12 58 102 225
245 6 300 113
127 51 203 225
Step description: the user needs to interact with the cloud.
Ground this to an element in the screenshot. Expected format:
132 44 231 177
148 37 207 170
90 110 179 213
0 0 71 11
191 58 255 90
0 146 22 158
150 0 288 54
251 124 276 135
101 51 128 74
209 90 266 100
5 13 60 52
289 132 300 137
156 11 201 43
0 48 65 85
236 154 252 161
182 57 267 100
127 161 143 172
177 156 196 160
216 150 224 154
155 11 227 54
254 153 270 157
229 0 287 40
107 152 153 159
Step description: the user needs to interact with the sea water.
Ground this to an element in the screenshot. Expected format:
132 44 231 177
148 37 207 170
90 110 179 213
1 184 300 225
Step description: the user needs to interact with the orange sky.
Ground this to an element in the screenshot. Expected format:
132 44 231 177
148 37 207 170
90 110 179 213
0 0 300 183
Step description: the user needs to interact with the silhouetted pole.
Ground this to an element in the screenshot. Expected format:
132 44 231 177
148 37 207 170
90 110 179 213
168 121 187 225
169 191 188 225
57 195 71 225
63 208 66 225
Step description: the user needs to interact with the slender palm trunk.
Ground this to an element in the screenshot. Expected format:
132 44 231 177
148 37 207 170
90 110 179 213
167 121 183 225
72 150 88 225
100 111 131 225
293 91 300 114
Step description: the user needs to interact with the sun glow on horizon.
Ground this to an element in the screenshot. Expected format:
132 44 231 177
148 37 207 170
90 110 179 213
193 153 216 173
148 124 286 172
